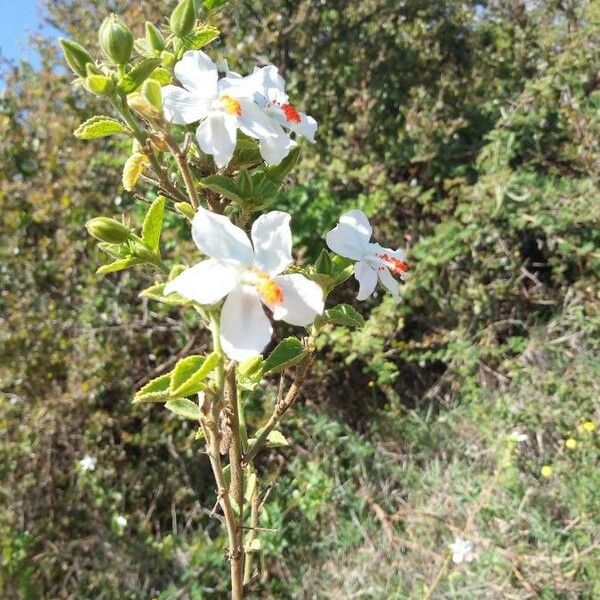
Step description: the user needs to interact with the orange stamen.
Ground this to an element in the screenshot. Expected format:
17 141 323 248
220 95 242 116
282 103 302 124
377 253 409 275
256 272 284 305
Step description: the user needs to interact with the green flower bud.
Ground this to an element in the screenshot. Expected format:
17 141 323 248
174 202 196 220
60 38 94 77
99 14 134 65
160 51 176 70
170 0 196 37
145 22 166 52
86 217 133 244
85 74 115 97
142 79 163 111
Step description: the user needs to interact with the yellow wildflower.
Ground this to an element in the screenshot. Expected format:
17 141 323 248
565 438 577 449
541 465 553 478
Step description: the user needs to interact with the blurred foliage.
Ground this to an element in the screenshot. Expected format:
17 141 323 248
1 0 600 598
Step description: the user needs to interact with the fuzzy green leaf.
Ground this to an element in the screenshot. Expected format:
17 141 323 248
142 196 166 252
133 374 171 403
165 398 199 420
265 430 289 448
202 0 228 10
139 282 190 306
202 174 244 203
118 58 162 94
262 337 306 375
170 353 220 397
188 25 220 49
96 256 138 274
74 116 128 139
321 303 365 328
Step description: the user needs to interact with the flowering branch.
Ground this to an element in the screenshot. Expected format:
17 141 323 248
60 1 410 597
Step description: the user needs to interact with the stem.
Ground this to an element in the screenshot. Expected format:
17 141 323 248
164 133 199 209
225 364 245 594
243 353 314 467
243 477 260 586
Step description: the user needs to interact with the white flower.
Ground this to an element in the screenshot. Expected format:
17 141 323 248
509 431 528 442
449 538 475 564
162 51 280 168
325 210 409 302
235 65 318 165
114 515 127 528
79 454 97 472
164 208 324 361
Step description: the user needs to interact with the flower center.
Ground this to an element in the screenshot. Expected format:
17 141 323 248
245 269 284 305
220 95 242 116
377 253 410 276
281 103 302 124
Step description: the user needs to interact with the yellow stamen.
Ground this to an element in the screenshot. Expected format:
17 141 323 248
220 95 242 116
255 271 283 305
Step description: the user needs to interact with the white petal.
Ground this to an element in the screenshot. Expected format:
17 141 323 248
270 274 324 326
175 50 218 96
325 210 373 260
355 261 378 301
191 207 254 265
251 211 293 275
164 259 239 305
238 99 279 140
196 113 238 168
162 86 208 125
255 65 287 99
378 266 400 301
294 113 318 141
220 285 273 360
259 131 296 165
270 106 317 141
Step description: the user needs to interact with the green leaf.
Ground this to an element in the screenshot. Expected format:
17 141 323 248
165 398 199 420
139 282 189 306
244 472 257 503
265 146 301 182
230 138 262 169
320 303 365 328
202 174 244 203
265 430 289 448
74 116 128 139
202 0 228 10
133 374 171 403
187 25 220 49
149 67 172 85
331 256 355 284
118 58 162 94
170 353 220 397
142 196 166 252
238 355 264 381
262 337 306 375
96 256 139 274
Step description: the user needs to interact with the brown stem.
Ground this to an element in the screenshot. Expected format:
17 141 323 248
225 364 245 593
242 353 314 467
164 133 199 208
201 415 244 600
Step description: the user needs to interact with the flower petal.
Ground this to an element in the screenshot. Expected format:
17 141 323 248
162 86 208 125
174 50 218 96
196 113 238 168
270 107 317 142
220 285 273 360
270 274 324 326
238 99 280 140
164 259 239 304
251 211 293 275
259 131 296 165
325 210 373 260
192 207 254 265
355 260 378 301
377 266 400 301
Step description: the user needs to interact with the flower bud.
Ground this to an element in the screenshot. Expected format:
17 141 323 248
86 217 133 244
160 51 176 70
174 202 196 220
127 93 161 121
99 14 134 65
170 0 196 37
145 22 166 52
142 79 163 112
60 38 94 77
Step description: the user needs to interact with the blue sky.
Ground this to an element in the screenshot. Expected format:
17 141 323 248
0 0 56 65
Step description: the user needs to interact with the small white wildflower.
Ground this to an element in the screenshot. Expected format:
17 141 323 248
114 515 127 528
79 454 97 472
509 431 528 442
449 537 475 564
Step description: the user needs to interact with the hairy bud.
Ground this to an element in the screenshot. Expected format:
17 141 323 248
99 14 134 65
141 79 163 112
170 0 196 37
60 38 94 78
145 22 166 52
86 217 133 244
